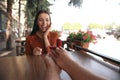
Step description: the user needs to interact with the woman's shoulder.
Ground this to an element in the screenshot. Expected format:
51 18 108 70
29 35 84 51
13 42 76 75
49 31 59 37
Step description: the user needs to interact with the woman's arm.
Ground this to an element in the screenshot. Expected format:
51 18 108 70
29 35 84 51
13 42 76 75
43 25 51 53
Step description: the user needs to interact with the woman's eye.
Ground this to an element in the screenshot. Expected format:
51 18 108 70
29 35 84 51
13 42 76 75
39 19 43 21
38 18 50 22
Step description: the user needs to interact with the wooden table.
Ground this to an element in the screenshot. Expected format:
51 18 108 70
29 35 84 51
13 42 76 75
0 55 71 80
70 51 120 80
0 51 120 80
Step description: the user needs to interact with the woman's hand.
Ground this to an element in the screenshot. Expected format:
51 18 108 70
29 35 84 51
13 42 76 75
43 23 51 38
33 47 42 56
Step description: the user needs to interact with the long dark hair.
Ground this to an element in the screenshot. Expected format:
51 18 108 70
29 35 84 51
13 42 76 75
30 10 51 35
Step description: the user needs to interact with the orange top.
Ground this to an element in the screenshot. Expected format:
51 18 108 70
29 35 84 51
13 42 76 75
25 32 62 55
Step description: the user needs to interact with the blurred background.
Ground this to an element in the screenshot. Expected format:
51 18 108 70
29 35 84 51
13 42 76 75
0 0 120 60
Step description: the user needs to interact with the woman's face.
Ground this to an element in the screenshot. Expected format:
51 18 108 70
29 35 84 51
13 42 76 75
37 13 51 32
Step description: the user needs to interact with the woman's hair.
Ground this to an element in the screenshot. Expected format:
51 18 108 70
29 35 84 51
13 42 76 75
30 10 51 35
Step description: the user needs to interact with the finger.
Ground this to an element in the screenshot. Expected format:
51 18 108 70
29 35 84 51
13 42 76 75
40 49 42 52
59 47 68 53
44 55 53 63
38 52 42 55
53 48 60 56
35 51 41 56
59 47 66 51
56 47 63 55
36 47 41 50
51 50 59 58
34 47 41 52
50 52 57 61
47 24 51 31
59 47 63 49
44 55 53 68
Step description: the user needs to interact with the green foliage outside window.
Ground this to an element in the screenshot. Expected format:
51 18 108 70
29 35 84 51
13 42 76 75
88 23 103 30
88 22 120 30
62 22 82 30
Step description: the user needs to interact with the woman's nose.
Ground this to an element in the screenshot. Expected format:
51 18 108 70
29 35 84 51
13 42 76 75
43 20 47 24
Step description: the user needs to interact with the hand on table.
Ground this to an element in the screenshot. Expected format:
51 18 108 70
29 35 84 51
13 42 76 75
33 47 42 56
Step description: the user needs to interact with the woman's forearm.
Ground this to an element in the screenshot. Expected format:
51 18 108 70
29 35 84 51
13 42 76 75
43 36 50 49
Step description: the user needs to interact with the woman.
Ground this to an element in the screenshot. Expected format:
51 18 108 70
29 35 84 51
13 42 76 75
25 10 62 56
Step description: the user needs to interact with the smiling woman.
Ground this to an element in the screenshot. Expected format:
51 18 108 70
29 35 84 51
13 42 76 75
25 10 62 56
